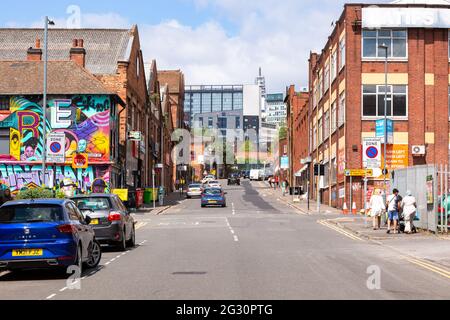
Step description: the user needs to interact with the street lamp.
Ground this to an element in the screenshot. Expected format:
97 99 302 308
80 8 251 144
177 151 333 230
378 43 389 203
41 16 55 187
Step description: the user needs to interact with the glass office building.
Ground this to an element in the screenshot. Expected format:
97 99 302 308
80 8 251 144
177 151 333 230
184 85 244 127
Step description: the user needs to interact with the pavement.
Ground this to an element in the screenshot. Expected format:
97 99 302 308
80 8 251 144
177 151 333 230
0 179 449 300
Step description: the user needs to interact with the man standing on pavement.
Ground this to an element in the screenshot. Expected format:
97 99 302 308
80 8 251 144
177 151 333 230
386 189 402 234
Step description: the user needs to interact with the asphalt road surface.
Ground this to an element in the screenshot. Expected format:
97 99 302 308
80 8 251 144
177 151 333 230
0 180 449 300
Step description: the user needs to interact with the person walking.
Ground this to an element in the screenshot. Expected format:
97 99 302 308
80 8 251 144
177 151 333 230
269 177 273 189
0 188 12 206
368 189 385 230
402 190 417 234
386 189 402 234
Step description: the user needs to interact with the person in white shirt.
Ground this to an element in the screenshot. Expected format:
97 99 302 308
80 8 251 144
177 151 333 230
369 189 385 230
386 189 402 234
402 190 417 234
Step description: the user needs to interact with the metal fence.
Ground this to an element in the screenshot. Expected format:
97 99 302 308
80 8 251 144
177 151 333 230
391 165 444 233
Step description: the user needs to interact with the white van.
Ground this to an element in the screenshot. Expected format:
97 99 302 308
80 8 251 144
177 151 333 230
250 169 262 181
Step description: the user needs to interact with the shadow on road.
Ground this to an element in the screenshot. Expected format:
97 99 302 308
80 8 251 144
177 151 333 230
241 181 280 213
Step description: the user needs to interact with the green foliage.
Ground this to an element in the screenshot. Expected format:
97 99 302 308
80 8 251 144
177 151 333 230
15 187 55 200
279 126 287 140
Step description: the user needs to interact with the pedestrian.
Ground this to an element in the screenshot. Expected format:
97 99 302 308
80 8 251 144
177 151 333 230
275 176 279 189
0 188 12 206
386 189 402 234
368 189 385 230
281 180 287 196
402 190 417 234
269 177 273 188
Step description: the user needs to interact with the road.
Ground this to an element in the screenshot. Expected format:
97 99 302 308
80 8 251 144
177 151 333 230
0 180 449 300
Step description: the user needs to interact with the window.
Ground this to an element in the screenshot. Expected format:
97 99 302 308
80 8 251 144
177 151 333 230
338 92 345 127
208 117 213 129
331 51 337 81
0 129 9 155
331 158 337 185
201 93 212 113
324 110 330 139
212 93 222 112
324 62 330 93
313 125 317 150
318 117 323 145
362 29 407 59
339 37 346 70
236 117 241 129
331 102 337 133
362 85 407 117
233 92 243 110
223 93 233 111
199 117 203 127
318 72 323 99
0 97 9 111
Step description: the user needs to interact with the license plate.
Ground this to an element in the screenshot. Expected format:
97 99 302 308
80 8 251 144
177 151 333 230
12 249 43 257
208 200 217 204
90 219 99 225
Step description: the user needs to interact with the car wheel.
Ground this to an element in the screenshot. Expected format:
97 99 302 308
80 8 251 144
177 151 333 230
84 240 102 269
117 230 127 252
127 226 136 248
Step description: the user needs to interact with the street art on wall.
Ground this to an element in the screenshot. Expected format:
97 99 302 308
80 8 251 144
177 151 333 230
0 164 111 193
0 95 113 164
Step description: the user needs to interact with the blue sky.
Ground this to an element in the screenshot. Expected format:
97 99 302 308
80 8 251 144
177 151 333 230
0 0 391 92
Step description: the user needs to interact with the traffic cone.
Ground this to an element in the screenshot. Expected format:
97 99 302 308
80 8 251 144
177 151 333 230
352 202 357 215
343 202 349 215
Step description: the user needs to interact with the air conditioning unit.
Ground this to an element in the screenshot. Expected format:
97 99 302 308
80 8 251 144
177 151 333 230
412 145 426 156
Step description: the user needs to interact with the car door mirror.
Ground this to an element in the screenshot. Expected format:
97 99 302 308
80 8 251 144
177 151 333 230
85 216 92 225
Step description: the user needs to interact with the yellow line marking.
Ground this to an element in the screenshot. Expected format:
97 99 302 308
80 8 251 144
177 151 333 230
318 220 364 242
404 257 450 279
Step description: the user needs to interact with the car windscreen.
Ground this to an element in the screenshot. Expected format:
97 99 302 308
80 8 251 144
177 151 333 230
209 181 219 184
0 204 64 223
204 189 222 195
73 198 111 211
189 184 201 188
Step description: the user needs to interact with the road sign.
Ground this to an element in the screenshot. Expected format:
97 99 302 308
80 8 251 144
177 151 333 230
46 133 65 164
280 156 289 169
345 169 373 177
376 119 394 144
363 137 382 169
72 153 88 169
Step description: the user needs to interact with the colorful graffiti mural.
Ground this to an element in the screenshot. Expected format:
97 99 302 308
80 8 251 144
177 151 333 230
0 164 111 193
0 95 113 164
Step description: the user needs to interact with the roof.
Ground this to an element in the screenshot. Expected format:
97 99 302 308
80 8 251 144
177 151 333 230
2 199 67 206
390 0 450 4
158 70 184 94
0 61 115 95
0 28 134 75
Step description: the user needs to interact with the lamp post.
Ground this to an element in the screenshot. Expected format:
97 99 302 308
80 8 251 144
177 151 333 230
41 16 55 187
378 43 389 203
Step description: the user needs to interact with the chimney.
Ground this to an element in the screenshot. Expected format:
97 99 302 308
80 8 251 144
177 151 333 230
70 38 86 68
26 38 42 61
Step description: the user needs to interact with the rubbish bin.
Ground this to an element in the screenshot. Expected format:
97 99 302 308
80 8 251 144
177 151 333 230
144 189 152 205
136 189 144 209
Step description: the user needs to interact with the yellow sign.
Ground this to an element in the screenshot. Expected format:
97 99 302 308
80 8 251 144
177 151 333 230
10 128 21 161
345 169 373 177
72 153 89 169
112 189 129 201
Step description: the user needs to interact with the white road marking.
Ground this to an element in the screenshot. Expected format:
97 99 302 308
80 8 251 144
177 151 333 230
46 294 56 300
105 262 111 266
59 287 67 292
110 258 116 262
234 236 239 242
231 230 235 234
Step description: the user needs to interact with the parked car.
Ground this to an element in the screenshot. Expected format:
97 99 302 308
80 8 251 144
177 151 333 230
242 170 250 179
187 184 203 198
201 188 227 208
204 180 221 189
0 199 101 273
71 194 135 251
201 175 216 184
228 174 241 186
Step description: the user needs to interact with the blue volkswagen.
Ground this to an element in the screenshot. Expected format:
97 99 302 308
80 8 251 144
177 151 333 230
201 188 227 208
0 199 101 273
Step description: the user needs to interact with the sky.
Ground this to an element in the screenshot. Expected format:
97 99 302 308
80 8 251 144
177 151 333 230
0 0 392 93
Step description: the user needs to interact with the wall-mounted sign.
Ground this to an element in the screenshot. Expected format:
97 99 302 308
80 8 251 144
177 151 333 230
128 131 142 141
362 7 450 29
280 156 289 169
363 137 382 169
72 153 88 169
345 169 373 177
46 132 66 164
376 119 394 145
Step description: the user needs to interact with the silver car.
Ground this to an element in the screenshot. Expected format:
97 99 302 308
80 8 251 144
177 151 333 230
187 184 203 198
72 194 135 251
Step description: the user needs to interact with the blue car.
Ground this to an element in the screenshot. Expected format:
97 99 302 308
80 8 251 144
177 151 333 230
0 199 102 273
201 188 227 208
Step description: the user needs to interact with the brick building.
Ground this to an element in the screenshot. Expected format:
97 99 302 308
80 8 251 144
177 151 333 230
308 0 450 211
0 27 155 190
285 85 309 193
0 45 124 193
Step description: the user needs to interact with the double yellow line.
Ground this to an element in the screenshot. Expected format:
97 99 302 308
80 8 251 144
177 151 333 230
404 256 450 279
318 220 364 242
135 222 148 230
